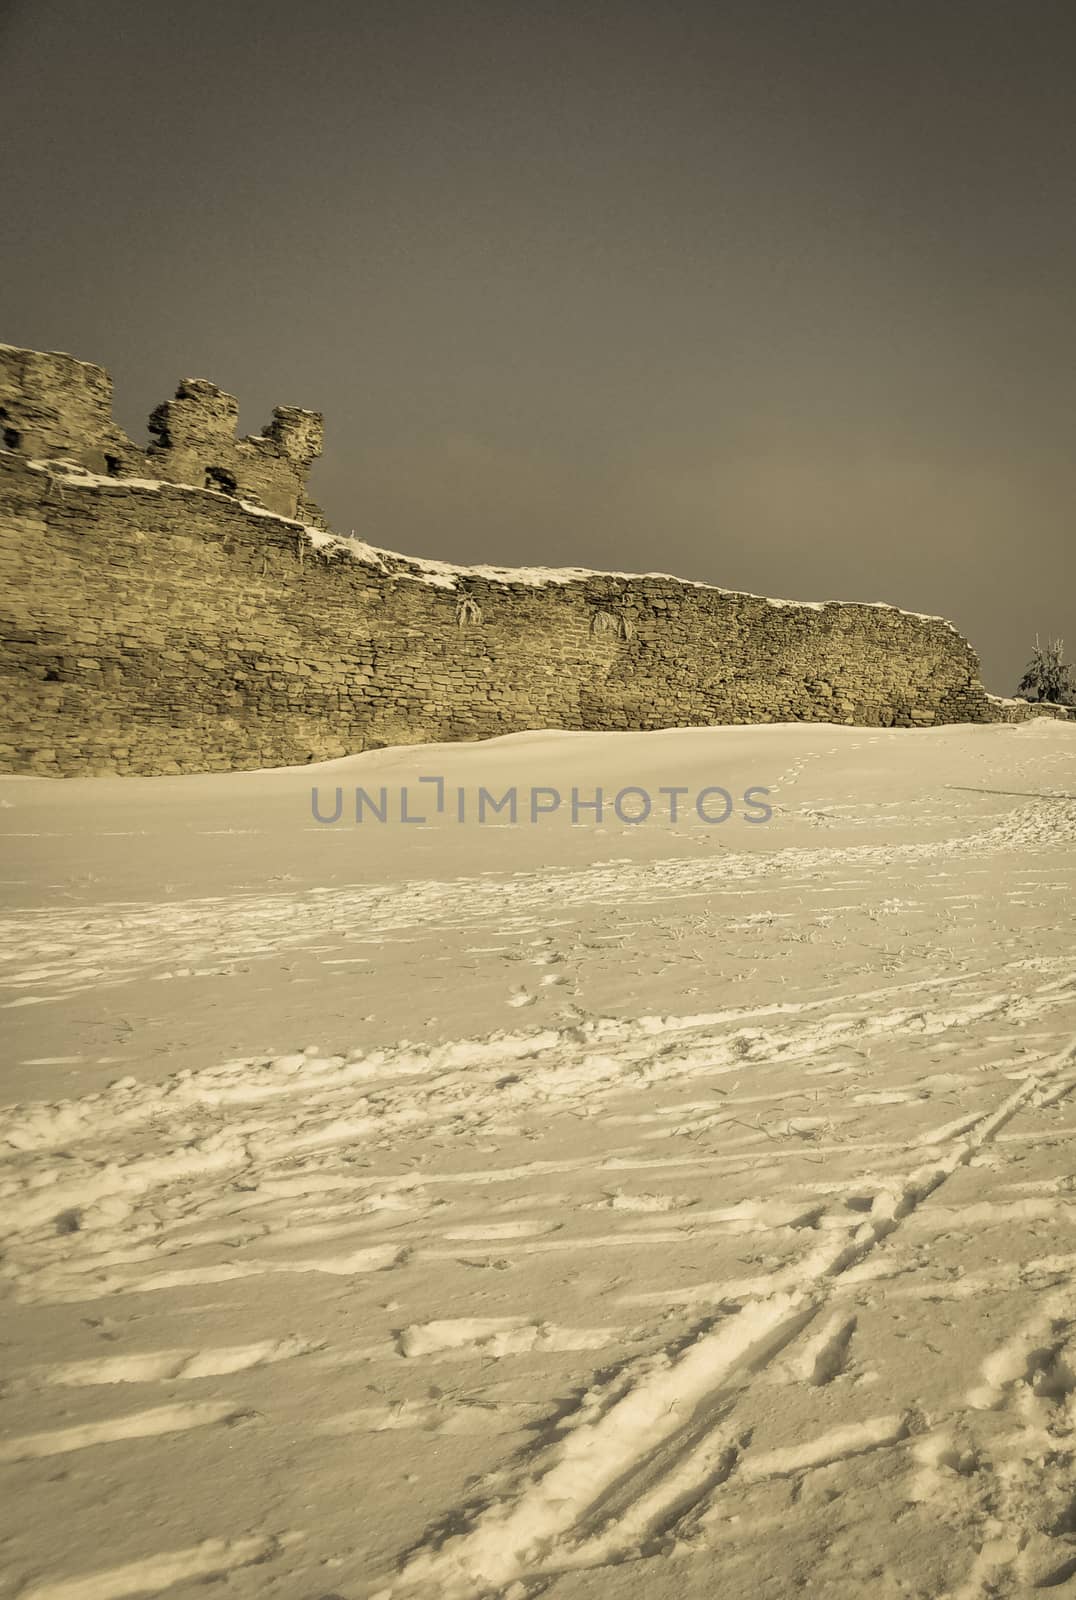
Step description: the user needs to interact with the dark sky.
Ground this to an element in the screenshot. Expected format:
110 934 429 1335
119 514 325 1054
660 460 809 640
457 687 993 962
3 0 1074 693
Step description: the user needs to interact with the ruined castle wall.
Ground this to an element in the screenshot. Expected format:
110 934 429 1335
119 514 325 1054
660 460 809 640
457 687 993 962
1 343 323 520
0 453 994 777
0 345 142 475
146 381 323 518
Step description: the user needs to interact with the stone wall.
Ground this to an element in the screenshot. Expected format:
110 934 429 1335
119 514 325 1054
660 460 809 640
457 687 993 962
0 445 999 778
146 380 324 519
0 343 323 521
0 346 142 476
984 694 1072 724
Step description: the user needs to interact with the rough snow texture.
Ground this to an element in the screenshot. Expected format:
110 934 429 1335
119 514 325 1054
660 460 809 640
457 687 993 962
1 720 1074 1598
0 334 1010 777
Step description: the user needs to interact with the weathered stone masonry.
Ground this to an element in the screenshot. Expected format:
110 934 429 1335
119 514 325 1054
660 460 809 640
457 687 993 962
0 341 1029 779
0 344 326 522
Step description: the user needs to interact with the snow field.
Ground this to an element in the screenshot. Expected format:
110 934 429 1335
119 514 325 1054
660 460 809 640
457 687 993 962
1 721 1074 1599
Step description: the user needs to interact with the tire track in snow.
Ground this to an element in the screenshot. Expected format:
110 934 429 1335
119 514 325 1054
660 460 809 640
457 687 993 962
3 971 1069 1226
376 1034 1076 1597
0 1400 243 1462
14 1535 294 1600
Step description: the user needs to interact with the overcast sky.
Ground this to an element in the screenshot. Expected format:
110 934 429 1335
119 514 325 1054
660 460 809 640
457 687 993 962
3 0 1074 692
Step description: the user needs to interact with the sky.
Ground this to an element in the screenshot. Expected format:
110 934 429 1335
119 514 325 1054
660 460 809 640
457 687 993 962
2 0 1074 694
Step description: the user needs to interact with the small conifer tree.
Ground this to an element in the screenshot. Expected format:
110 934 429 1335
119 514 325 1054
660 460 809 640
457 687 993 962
1017 636 1075 704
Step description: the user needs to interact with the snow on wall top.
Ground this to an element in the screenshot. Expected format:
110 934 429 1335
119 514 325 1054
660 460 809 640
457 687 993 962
303 512 961 630
2 342 968 633
16 452 959 630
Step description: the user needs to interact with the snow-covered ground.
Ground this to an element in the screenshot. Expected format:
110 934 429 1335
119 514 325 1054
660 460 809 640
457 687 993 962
1 720 1074 1600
